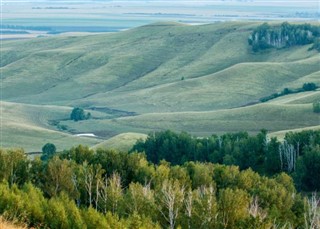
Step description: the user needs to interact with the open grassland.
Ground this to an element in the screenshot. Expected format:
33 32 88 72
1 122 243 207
0 102 101 152
59 103 319 137
91 132 147 152
1 21 319 150
269 125 320 140
1 21 319 112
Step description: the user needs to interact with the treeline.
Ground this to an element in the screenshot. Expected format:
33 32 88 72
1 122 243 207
0 145 319 228
248 22 320 52
259 82 318 103
131 129 320 192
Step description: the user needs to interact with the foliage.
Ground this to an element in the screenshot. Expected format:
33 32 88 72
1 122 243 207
248 22 320 52
41 143 56 161
303 82 317 91
260 82 318 102
0 129 320 228
131 129 320 191
309 38 320 51
70 108 91 122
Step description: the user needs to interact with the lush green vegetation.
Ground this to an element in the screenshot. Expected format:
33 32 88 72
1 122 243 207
41 143 56 161
131 130 320 192
248 22 320 52
0 140 319 228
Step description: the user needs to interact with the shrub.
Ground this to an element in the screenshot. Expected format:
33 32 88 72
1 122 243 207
303 83 317 91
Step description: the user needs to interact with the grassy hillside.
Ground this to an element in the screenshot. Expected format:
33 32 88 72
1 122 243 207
1 21 319 112
0 102 102 152
1 21 319 150
57 102 319 137
91 132 147 151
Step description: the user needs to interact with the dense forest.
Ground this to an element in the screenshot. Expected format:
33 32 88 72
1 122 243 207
248 22 320 52
132 130 320 192
0 130 319 228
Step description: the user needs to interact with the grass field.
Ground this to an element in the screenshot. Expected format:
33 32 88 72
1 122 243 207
0 102 102 152
1 21 319 151
91 133 148 152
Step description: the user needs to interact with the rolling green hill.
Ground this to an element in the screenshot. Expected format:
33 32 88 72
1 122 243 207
1 21 319 151
91 132 148 152
0 101 102 152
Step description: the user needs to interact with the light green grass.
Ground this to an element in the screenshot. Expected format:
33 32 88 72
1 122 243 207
58 103 320 137
2 22 319 113
269 125 320 140
91 132 147 152
1 22 319 149
0 102 102 152
268 90 320 105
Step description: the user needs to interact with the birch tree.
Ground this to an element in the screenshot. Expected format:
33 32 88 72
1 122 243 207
193 185 217 228
107 172 123 214
304 193 320 229
279 141 297 173
158 179 185 229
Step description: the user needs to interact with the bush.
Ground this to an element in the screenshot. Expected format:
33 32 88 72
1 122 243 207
303 83 317 91
70 108 91 122
70 108 86 121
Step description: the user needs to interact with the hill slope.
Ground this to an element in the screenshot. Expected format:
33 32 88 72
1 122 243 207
1 21 319 112
1 21 319 150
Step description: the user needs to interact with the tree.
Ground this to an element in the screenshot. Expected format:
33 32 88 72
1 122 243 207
70 108 87 121
44 157 75 197
192 185 217 228
0 149 30 186
303 82 317 91
41 143 56 160
158 179 185 229
279 141 297 173
304 193 320 229
218 188 250 228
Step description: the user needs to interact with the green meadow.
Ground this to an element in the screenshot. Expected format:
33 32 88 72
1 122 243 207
1 21 319 151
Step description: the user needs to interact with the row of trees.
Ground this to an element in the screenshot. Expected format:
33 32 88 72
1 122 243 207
0 145 319 228
248 22 320 52
260 82 318 103
131 129 320 191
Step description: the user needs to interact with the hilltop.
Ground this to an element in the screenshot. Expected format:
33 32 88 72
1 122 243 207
1 21 319 151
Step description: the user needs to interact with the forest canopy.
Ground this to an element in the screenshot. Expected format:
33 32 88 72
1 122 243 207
248 22 320 52
0 130 319 228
